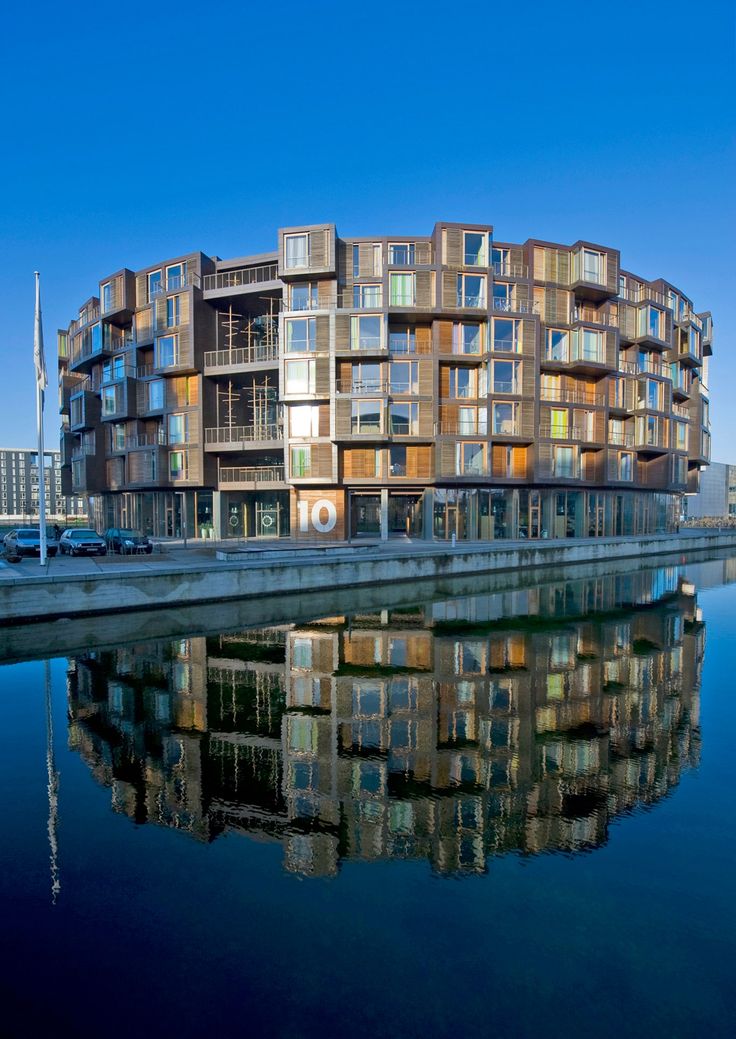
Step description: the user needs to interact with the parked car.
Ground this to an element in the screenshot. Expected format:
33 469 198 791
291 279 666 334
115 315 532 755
103 527 153 554
3 528 59 557
59 528 107 556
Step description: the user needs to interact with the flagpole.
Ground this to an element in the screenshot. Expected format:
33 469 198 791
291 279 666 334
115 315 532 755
35 272 48 566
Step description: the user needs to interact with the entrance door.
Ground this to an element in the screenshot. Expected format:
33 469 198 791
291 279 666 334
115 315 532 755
256 501 280 538
351 495 381 537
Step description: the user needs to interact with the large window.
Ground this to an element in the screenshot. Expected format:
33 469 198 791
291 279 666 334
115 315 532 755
148 270 162 298
446 366 483 399
675 421 688 451
354 284 382 308
550 408 569 438
389 361 418 395
649 306 664 339
463 232 487 267
492 402 518 435
166 263 186 290
290 283 318 311
457 273 486 308
350 363 382 394
166 295 181 328
389 326 418 354
290 446 311 477
389 402 418 435
102 282 113 312
638 378 662 411
168 413 189 444
618 452 633 481
148 380 164 410
285 359 315 395
546 329 569 362
491 359 521 394
352 400 382 434
457 406 487 435
156 334 179 368
581 249 604 284
577 329 603 363
493 318 521 353
350 315 382 350
169 450 188 480
454 323 484 354
290 405 320 437
101 386 117 416
553 446 577 478
389 273 415 307
492 281 512 311
389 243 415 265
285 234 308 269
286 317 316 352
457 442 484 475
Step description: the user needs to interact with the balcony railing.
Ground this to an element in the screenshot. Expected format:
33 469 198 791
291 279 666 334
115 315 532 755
672 403 690 420
218 465 285 486
540 387 605 405
607 431 635 446
203 343 279 369
573 307 617 328
539 424 599 442
336 379 388 395
492 261 529 278
491 298 538 315
126 432 167 449
203 263 279 292
142 271 201 304
205 424 281 445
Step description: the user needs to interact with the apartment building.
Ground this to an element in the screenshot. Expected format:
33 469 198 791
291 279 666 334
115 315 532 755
0 448 86 523
58 222 713 540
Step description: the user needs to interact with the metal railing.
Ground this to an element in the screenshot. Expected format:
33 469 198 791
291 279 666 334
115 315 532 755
218 465 285 485
204 343 279 369
203 264 279 292
336 379 388 395
607 431 635 446
126 432 167 449
573 307 617 328
672 403 690 420
492 261 529 278
539 424 600 442
205 424 281 445
491 298 538 315
143 271 201 304
540 387 605 405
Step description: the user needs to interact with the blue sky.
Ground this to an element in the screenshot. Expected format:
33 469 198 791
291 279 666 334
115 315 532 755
0 0 733 454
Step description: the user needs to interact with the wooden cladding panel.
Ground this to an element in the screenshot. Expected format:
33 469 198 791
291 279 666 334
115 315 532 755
438 441 456 475
315 356 331 396
535 247 570 285
418 402 434 437
491 445 527 478
308 229 328 267
290 489 346 540
415 326 432 352
335 314 350 351
335 397 352 436
415 270 434 308
437 320 454 353
357 242 378 278
521 360 536 398
315 315 330 351
310 443 334 478
604 330 618 368
417 359 433 395
441 271 457 309
405 445 432 478
166 376 199 408
519 403 535 439
520 318 537 358
444 227 463 268
343 448 379 478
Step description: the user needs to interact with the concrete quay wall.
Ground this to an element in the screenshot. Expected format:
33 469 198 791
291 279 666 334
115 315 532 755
1 532 736 624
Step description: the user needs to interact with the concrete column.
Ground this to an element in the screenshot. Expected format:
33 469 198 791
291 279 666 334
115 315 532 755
380 488 389 541
423 488 434 540
212 491 223 540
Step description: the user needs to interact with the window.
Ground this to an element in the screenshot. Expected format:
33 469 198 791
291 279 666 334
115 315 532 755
290 446 311 477
352 400 382 434
354 283 382 308
169 451 188 480
457 442 484 475
389 243 415 265
492 281 512 311
493 402 517 435
148 270 162 298
168 413 189 444
492 247 509 275
166 295 181 328
111 424 125 451
101 386 117 416
285 234 308 269
165 263 185 290
553 446 577 478
389 361 418 395
491 359 521 394
389 326 418 354
454 323 483 354
688 326 701 358
389 402 418 435
550 408 569 438
457 273 486 308
494 318 521 353
573 409 595 440
102 283 113 312
638 378 662 411
582 249 604 283
463 232 487 266
389 445 407 476
156 334 179 368
675 421 688 451
649 306 663 339
350 315 382 350
351 362 382 393
577 329 603 363
285 359 315 395
389 273 415 307
619 452 633 481
447 367 476 399
290 283 318 311
102 355 125 382
148 380 164 410
457 406 487 435
286 317 316 352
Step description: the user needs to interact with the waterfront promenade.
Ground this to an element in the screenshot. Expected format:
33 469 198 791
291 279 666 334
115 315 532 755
2 529 736 626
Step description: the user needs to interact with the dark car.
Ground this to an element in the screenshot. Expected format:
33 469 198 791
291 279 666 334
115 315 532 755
3 528 59 557
59 528 107 556
103 527 153 554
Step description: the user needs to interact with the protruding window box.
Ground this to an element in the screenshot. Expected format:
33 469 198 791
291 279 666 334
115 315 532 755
100 270 136 322
570 245 619 301
69 390 101 432
99 378 138 422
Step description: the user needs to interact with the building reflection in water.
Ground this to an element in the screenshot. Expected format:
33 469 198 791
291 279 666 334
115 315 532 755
67 566 704 877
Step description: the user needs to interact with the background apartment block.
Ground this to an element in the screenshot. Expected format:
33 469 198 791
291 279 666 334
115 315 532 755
0 448 86 524
58 222 713 541
683 460 736 519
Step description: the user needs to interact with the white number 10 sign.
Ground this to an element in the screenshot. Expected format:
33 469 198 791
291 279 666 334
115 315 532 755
297 498 337 534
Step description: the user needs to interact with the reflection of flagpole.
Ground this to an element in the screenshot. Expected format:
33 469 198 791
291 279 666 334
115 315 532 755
45 659 60 905
34 272 48 566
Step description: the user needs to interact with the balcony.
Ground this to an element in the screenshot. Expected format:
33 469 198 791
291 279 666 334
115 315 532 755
218 465 286 489
203 343 279 375
202 264 279 297
492 261 529 279
672 403 690 420
336 379 388 395
99 378 138 422
69 390 101 432
572 307 617 328
539 387 605 406
539 424 601 444
204 424 282 451
126 431 167 449
491 297 538 316
607 430 635 447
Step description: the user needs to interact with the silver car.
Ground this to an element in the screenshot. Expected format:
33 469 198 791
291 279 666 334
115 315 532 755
3 528 59 557
59 528 107 556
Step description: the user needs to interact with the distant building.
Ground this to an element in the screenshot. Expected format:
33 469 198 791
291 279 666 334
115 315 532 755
683 461 732 519
0 448 87 523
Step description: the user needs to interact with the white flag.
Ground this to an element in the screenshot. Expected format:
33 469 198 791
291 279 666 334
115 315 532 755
34 271 47 393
